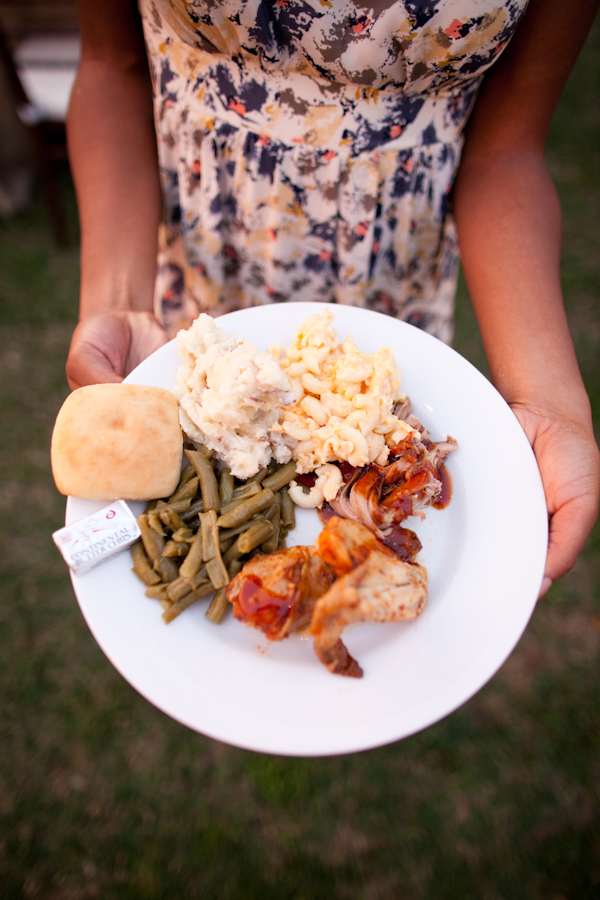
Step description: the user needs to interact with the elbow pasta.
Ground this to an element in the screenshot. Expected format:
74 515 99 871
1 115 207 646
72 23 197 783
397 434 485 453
275 310 415 475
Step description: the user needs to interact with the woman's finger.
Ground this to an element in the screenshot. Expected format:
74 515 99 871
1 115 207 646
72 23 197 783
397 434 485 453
66 335 126 389
66 311 168 388
66 314 131 388
510 402 599 598
125 312 169 372
541 490 599 596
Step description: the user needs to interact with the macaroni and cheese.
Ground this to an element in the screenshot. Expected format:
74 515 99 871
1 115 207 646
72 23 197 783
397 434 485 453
273 310 415 474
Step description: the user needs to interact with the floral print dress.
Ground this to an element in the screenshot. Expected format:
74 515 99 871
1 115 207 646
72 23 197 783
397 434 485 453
139 0 528 342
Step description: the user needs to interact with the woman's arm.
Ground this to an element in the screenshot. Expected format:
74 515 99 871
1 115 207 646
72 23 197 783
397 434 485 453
66 0 166 388
454 0 600 594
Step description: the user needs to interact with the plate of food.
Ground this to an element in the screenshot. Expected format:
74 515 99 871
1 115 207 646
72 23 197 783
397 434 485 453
62 302 548 756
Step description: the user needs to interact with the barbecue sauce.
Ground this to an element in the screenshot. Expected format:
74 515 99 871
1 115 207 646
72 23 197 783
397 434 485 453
382 525 422 563
432 464 452 509
318 502 336 526
236 576 294 639
295 472 317 488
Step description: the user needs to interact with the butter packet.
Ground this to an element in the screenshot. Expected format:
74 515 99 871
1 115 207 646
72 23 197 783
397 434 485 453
53 500 141 576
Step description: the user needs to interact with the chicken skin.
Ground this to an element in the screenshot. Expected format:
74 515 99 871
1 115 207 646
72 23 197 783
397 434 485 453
316 516 397 576
310 549 428 677
226 545 336 641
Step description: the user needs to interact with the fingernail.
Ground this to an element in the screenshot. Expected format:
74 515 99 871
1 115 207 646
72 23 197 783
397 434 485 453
539 576 552 597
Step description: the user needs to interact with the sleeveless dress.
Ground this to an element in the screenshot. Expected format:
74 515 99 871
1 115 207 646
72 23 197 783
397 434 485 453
139 0 528 342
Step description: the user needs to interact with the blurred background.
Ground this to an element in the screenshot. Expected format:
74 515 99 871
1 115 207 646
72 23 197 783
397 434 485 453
0 2 599 898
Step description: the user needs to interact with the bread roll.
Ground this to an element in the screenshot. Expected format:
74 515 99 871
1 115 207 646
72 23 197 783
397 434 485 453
51 384 183 501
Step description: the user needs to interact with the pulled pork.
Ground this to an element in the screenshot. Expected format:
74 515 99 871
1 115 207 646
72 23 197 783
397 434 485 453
328 425 457 540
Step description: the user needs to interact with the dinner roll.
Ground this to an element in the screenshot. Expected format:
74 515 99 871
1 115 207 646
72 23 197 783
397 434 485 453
51 384 183 501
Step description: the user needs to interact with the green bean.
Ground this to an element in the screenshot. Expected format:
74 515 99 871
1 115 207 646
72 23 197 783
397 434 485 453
196 444 214 460
248 547 264 560
206 588 230 624
200 510 219 561
247 468 269 484
189 567 209 589
232 481 261 501
179 528 204 579
140 454 300 625
262 527 280 553
206 556 230 590
130 541 161 586
218 515 267 542
148 511 165 535
200 509 229 586
222 542 243 566
165 498 192 514
182 459 198 478
138 514 165 563
145 583 169 600
169 475 199 505
262 528 279 554
219 468 234 505
219 537 234 555
217 488 275 529
162 581 215 623
265 492 281 524
144 499 159 514
219 495 252 518
172 527 194 543
159 506 184 531
186 449 221 511
262 461 297 492
171 461 195 493
166 576 192 603
162 540 189 558
262 493 280 553
180 497 205 523
153 556 180 583
227 558 243 578
166 566 207 603
236 520 275 556
280 488 295 529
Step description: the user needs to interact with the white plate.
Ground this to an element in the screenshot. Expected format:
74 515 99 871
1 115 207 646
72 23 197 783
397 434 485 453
66 302 548 756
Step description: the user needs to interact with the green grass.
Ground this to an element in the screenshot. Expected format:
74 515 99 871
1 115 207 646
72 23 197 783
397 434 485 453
1 21 599 900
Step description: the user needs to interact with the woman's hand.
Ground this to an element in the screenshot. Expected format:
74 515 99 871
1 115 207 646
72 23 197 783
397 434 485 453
510 402 600 597
66 310 168 389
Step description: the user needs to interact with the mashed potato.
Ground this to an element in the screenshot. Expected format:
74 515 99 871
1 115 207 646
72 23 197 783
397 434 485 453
174 315 299 479
274 310 414 473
